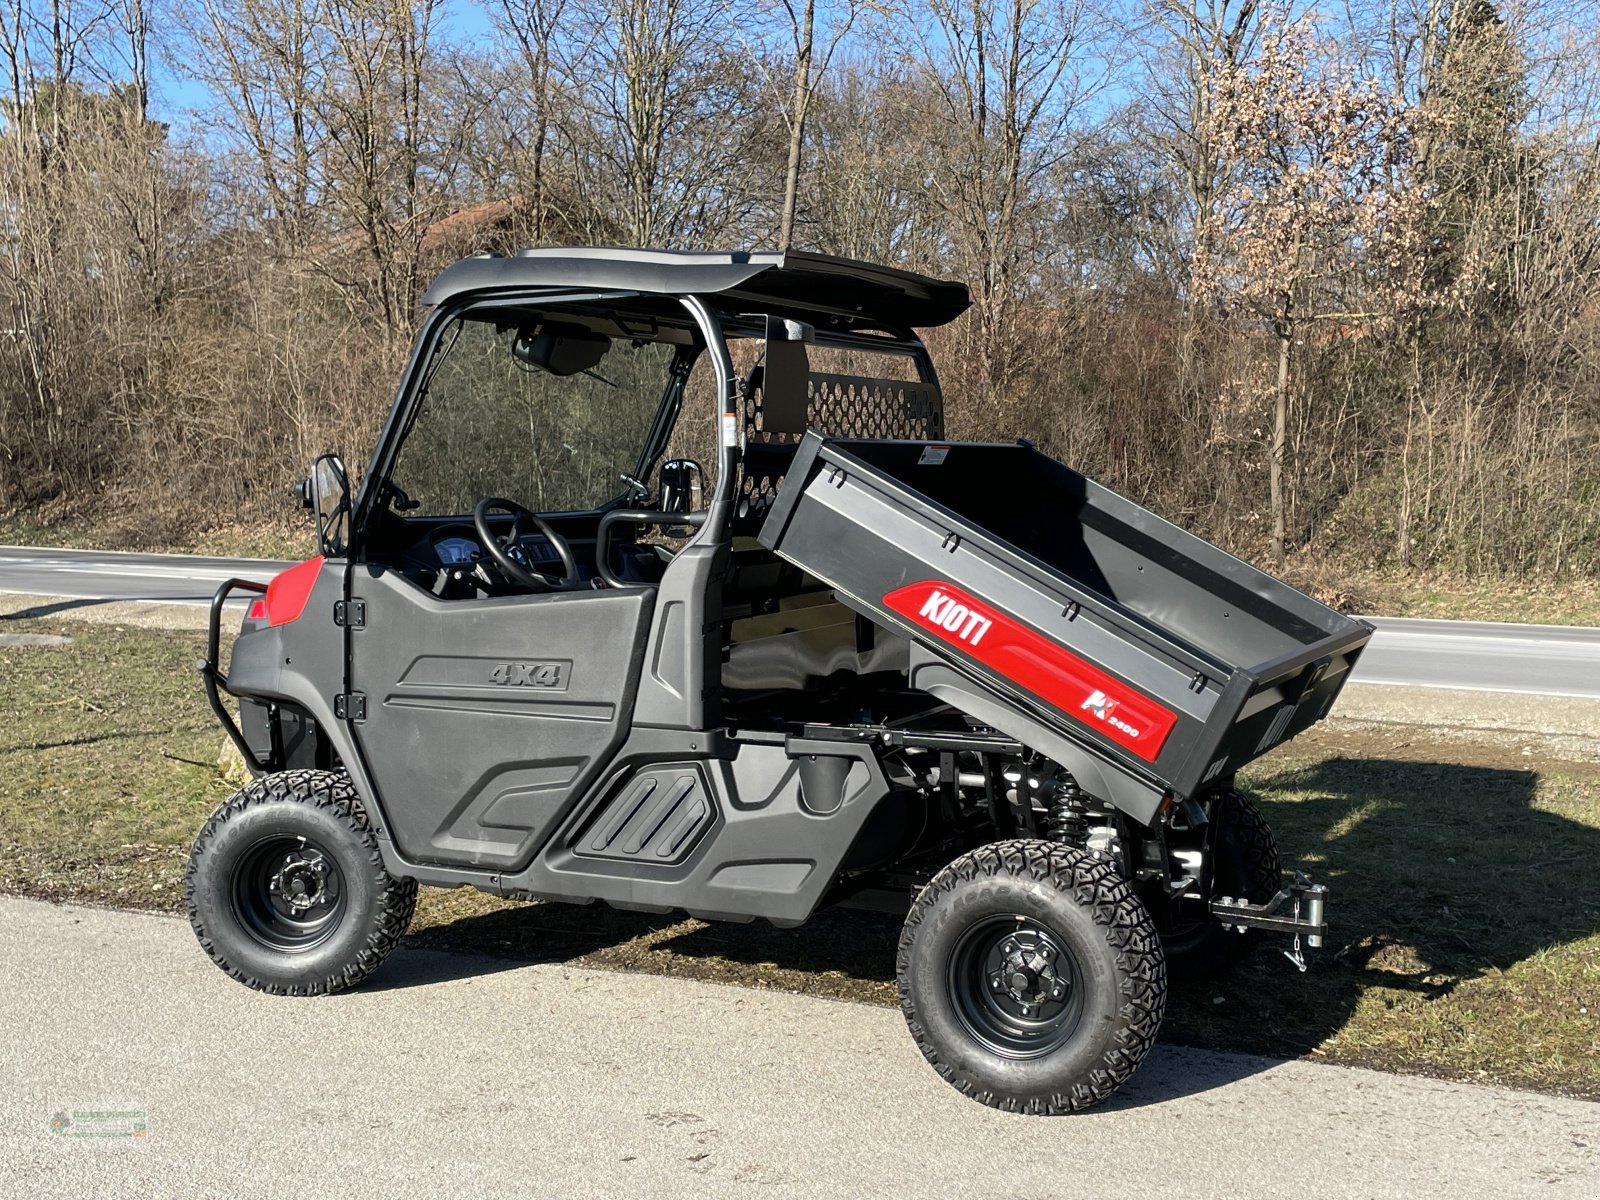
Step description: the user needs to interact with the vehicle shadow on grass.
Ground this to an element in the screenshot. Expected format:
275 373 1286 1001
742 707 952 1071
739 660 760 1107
393 755 1600 1101
1158 754 1600 1094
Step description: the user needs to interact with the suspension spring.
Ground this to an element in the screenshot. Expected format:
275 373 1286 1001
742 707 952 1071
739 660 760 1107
1045 770 1090 844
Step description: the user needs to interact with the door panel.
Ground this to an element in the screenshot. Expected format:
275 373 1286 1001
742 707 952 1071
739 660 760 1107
349 566 653 869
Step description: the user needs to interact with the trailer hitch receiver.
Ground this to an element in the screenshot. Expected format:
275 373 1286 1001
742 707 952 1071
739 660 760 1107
1211 871 1328 971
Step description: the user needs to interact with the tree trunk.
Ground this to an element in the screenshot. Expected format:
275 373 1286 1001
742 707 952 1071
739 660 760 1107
1397 331 1420 566
1271 322 1291 569
778 0 815 252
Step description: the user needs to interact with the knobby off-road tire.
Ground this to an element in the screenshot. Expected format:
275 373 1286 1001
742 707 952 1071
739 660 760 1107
1163 788 1282 976
897 840 1167 1114
186 769 417 995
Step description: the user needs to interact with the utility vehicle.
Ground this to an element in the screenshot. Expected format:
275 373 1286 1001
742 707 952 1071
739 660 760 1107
190 247 1368 1113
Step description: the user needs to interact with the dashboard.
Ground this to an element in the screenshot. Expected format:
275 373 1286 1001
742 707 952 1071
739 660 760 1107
398 522 578 598
434 535 479 566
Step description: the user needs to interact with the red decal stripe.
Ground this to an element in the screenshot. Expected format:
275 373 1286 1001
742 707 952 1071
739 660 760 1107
262 556 325 627
883 580 1176 761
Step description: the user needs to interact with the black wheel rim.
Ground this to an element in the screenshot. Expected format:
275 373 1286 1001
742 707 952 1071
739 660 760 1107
946 915 1085 1059
230 836 347 953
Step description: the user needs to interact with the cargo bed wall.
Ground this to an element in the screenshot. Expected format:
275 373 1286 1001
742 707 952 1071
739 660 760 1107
812 441 1351 667
758 434 1371 802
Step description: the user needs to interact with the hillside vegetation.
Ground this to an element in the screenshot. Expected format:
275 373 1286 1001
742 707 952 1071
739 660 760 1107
2 1 1598 582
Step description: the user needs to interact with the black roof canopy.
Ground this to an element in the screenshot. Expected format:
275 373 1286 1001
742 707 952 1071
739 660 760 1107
419 247 971 332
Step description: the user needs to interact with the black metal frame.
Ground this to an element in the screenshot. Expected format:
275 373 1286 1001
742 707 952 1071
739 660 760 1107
198 578 270 775
1210 874 1328 945
594 508 709 588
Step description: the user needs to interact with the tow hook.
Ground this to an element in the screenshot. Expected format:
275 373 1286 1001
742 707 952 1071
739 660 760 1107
1211 870 1328 972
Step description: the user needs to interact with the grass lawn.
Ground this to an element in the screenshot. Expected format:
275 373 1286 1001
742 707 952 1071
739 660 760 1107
2 614 1597 1098
0 511 303 562
1345 572 1600 627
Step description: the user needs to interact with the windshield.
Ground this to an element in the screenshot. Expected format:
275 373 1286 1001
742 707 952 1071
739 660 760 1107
391 315 679 516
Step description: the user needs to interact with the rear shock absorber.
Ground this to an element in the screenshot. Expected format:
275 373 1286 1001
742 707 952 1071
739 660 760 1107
1045 770 1089 845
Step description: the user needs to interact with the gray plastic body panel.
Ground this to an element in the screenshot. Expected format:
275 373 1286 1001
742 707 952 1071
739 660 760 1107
376 729 893 927
223 561 393 836
345 565 654 870
630 540 729 729
534 732 890 925
420 248 971 330
223 561 897 926
758 434 1373 804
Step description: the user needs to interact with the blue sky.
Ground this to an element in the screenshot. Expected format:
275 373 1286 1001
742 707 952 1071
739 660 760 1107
152 0 496 136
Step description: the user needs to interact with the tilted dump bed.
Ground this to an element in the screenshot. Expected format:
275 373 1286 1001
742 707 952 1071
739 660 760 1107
758 434 1372 801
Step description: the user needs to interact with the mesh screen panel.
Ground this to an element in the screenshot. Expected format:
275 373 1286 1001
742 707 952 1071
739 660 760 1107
734 372 944 533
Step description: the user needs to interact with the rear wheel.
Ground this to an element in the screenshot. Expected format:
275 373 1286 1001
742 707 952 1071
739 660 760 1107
186 769 417 994
897 840 1167 1114
1163 788 1281 975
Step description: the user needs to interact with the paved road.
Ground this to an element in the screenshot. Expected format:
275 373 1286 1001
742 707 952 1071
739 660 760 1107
0 545 294 605
1351 615 1600 698
0 897 1593 1200
2 545 1599 697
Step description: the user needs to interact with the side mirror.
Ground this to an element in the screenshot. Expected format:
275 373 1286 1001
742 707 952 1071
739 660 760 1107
301 453 350 557
658 459 703 517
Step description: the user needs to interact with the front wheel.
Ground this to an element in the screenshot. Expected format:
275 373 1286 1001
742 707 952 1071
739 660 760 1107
185 769 417 995
897 840 1167 1114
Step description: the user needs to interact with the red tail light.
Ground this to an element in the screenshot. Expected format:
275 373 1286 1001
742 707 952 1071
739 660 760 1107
258 556 325 627
246 598 267 621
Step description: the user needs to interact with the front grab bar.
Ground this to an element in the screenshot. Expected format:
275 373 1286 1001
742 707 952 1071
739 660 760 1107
197 577 269 775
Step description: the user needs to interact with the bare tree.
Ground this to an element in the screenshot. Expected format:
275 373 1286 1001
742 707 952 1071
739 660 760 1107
492 0 570 242
1130 1 1261 274
1 0 1598 582
897 0 1107 408
565 0 763 247
183 0 327 253
1192 8 1431 566
773 0 866 250
316 0 466 341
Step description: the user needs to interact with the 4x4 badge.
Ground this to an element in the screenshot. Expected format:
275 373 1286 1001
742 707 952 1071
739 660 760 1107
489 661 567 688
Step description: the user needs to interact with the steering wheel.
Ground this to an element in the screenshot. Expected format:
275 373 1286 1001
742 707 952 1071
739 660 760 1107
472 497 580 592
